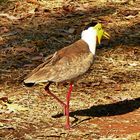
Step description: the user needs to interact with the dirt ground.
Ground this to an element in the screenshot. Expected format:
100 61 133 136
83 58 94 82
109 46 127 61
0 0 140 139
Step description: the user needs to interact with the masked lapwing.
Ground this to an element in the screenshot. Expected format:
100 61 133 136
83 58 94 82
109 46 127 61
24 22 110 129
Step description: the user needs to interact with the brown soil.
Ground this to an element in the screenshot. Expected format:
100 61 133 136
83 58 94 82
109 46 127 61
0 0 140 139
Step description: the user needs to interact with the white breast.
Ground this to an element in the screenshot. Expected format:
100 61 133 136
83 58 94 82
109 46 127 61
81 27 97 55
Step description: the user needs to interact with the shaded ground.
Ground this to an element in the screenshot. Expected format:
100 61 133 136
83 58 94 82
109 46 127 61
0 0 140 139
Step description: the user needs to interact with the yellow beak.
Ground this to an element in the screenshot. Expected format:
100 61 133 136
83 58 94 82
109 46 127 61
93 23 110 44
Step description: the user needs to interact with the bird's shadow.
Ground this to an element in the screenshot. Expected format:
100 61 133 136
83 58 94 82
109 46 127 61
52 97 140 124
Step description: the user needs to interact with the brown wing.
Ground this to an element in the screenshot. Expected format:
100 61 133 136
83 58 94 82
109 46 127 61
24 52 60 83
24 39 94 84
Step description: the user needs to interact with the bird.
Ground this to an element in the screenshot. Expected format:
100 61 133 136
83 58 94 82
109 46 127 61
24 22 110 129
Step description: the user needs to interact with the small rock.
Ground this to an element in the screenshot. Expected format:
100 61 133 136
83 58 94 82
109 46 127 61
68 28 75 34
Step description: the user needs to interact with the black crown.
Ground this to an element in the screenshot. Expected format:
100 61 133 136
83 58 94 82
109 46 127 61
84 21 98 30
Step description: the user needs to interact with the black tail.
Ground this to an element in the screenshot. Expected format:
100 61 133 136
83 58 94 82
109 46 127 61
24 82 35 87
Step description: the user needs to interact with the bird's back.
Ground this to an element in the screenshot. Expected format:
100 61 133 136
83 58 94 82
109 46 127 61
24 39 94 84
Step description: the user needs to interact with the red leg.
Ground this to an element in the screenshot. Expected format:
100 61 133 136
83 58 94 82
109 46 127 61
45 83 66 108
45 82 73 129
65 83 73 129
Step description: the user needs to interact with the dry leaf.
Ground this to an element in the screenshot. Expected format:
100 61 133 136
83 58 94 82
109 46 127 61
31 56 43 61
24 64 35 67
0 122 4 127
62 5 75 12
6 103 28 113
0 97 8 102
129 62 138 67
114 84 121 91
13 47 35 53
0 27 9 34
26 0 39 4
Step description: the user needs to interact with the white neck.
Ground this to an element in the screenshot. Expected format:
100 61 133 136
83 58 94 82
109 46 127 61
81 28 97 55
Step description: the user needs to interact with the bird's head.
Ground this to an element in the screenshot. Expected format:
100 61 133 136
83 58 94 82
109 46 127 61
93 22 110 44
82 22 110 44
